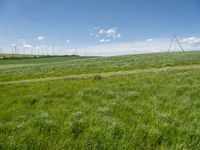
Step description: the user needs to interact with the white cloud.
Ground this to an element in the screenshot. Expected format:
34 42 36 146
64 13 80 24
181 37 200 46
100 39 111 43
79 36 199 56
147 39 153 42
98 29 104 34
37 36 45 41
117 34 121 38
81 38 174 56
5 35 199 56
66 40 70 43
23 44 33 48
90 27 121 42
98 28 121 39
34 38 195 56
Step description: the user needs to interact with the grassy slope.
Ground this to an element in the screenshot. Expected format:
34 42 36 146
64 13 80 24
0 51 200 149
0 51 200 82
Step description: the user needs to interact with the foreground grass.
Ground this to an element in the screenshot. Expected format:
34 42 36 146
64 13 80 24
0 68 200 149
0 51 200 82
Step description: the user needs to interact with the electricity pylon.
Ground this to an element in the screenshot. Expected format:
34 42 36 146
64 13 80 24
168 35 184 52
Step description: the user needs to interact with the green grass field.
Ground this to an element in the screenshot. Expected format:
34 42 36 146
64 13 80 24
0 54 53 60
0 51 200 149
0 54 94 60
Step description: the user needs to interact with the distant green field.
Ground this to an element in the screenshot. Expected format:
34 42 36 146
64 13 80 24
0 55 94 64
0 54 49 60
0 51 200 149
0 55 95 71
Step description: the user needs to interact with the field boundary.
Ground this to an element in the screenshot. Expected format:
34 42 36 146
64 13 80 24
1 64 200 85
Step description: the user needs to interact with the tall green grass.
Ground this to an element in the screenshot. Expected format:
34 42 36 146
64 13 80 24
0 68 200 149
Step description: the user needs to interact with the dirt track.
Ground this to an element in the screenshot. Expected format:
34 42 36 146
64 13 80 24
0 64 200 85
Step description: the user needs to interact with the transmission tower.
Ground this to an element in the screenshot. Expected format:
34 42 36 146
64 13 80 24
168 35 184 52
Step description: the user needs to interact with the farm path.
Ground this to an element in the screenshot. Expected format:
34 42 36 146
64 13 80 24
1 64 200 85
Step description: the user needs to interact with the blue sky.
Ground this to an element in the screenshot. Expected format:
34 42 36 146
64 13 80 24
0 0 200 55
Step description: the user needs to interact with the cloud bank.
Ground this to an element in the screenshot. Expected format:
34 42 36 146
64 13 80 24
3 36 200 56
181 37 200 47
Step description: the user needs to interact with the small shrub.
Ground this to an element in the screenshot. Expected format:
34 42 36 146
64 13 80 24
68 112 87 139
29 98 38 105
69 119 86 139
84 128 110 150
109 121 124 141
94 74 103 80
21 96 38 106
31 113 58 134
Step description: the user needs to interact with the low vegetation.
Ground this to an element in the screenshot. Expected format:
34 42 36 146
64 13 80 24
0 51 200 149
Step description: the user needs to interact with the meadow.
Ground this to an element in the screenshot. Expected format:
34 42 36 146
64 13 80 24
0 51 200 149
0 51 200 82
